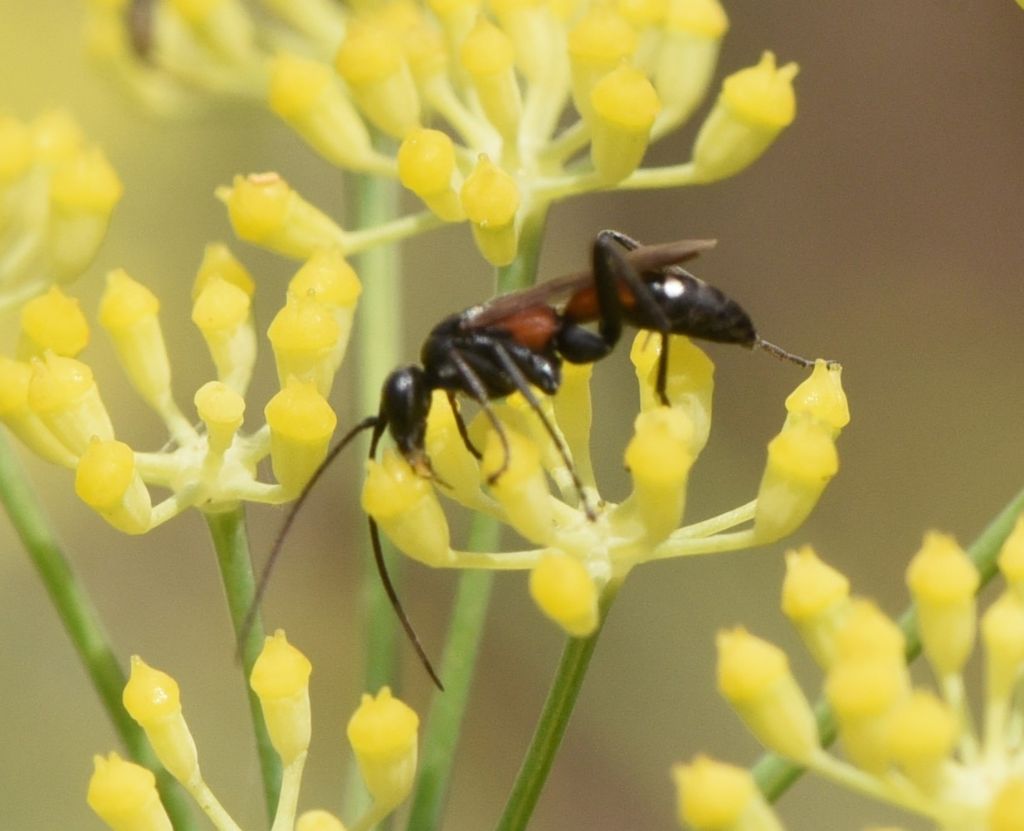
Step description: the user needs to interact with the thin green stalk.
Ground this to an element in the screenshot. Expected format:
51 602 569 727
205 507 282 821
753 486 1024 800
351 168 403 696
406 516 500 831
495 582 622 831
0 432 196 829
496 204 550 293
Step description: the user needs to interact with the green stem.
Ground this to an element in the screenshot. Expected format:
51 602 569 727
0 432 195 829
406 516 500 831
496 204 550 293
205 507 282 822
753 486 1024 800
350 167 403 694
495 582 621 831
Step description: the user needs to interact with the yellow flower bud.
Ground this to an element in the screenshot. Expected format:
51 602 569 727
460 18 522 139
781 545 850 669
362 450 452 567
716 628 818 763
99 270 174 412
347 687 419 810
170 0 254 63
87 752 173 831
122 656 200 785
267 295 342 397
982 592 1024 705
18 287 90 358
653 0 727 127
623 407 694 543
673 756 783 831
28 352 114 456
905 531 978 677
287 248 361 310
990 779 1024 831
568 7 636 122
460 156 519 266
0 115 32 183
268 53 379 170
630 333 714 452
191 277 256 393
834 599 906 665
997 515 1024 593
192 242 255 301
296 810 348 831
481 427 556 545
784 360 849 437
753 419 838 543
885 690 956 793
691 52 798 183
287 249 361 372
264 377 336 494
48 146 123 278
334 22 421 138
0 357 76 466
221 172 345 259
194 381 245 457
825 658 906 774
397 129 464 222
529 553 599 637
250 630 312 764
75 437 152 534
589 65 660 183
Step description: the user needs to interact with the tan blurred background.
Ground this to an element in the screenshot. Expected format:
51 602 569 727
1 2 1023 829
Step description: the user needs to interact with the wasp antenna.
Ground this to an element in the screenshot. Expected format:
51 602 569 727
368 515 445 691
753 337 817 369
237 414 382 660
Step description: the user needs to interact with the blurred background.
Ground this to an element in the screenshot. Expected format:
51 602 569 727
1 2 1023 829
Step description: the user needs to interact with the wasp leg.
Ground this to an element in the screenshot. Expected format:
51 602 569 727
447 348 513 484
595 232 676 406
446 390 482 459
487 340 597 520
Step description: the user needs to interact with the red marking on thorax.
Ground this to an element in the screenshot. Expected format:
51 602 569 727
494 304 560 350
563 283 637 322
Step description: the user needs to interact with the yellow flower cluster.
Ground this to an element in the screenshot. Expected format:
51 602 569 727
675 518 1024 831
0 109 122 314
364 336 847 638
0 243 360 532
87 631 420 831
86 0 800 266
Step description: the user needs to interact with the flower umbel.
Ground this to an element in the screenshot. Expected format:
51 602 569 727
365 343 847 637
90 1 800 266
90 633 418 831
0 243 360 532
677 519 1024 830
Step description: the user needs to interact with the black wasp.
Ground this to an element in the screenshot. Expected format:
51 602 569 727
247 230 822 689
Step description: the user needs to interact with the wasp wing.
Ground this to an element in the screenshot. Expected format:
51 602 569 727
468 238 716 329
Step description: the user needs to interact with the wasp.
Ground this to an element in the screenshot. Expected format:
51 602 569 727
248 230 821 689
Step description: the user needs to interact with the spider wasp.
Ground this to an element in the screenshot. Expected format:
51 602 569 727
248 230 822 689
